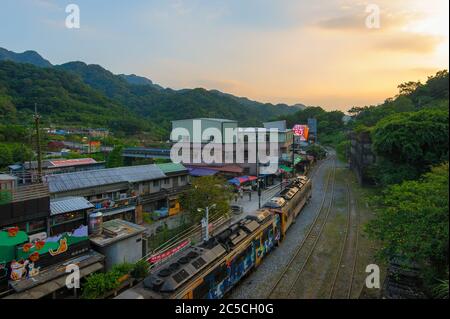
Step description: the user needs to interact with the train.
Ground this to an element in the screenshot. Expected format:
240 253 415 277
116 175 312 299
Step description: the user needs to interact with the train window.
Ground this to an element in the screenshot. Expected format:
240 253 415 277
193 281 210 299
211 263 228 285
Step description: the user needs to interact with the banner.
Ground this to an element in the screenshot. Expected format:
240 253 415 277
148 239 191 265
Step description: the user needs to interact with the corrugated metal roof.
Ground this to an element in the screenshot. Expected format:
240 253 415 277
156 163 187 174
50 197 94 215
47 165 167 193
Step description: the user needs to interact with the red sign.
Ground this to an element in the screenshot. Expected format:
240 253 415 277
148 240 191 264
293 125 309 141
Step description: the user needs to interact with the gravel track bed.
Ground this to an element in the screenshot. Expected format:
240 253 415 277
227 155 338 299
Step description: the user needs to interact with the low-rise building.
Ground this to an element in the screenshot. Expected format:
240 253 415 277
89 219 146 270
46 164 190 224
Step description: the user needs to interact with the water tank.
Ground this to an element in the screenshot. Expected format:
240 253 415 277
89 212 103 236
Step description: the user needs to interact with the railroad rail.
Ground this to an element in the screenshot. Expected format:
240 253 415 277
328 179 360 299
266 156 337 298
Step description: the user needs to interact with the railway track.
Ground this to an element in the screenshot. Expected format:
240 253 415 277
266 156 337 299
328 180 360 299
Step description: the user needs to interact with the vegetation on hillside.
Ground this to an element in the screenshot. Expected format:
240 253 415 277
366 164 449 295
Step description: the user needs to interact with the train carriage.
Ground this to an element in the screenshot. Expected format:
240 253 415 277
116 176 311 300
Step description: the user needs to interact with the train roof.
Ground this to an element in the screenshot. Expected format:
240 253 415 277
138 213 274 296
264 197 286 209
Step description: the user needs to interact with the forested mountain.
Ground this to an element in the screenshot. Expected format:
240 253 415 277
0 47 302 136
0 61 164 137
57 61 300 129
0 48 52 68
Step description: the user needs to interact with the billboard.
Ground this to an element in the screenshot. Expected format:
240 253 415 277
292 124 309 141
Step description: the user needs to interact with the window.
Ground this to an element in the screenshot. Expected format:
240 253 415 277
164 178 170 185
193 281 210 299
180 176 187 183
28 219 46 234
153 180 160 187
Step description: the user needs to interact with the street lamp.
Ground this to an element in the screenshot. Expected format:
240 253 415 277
198 203 216 242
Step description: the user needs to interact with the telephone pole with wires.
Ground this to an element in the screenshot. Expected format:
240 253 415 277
34 103 43 183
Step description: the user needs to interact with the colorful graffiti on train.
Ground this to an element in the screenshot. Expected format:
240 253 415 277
206 215 281 299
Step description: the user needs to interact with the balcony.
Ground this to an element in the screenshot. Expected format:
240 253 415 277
90 196 138 215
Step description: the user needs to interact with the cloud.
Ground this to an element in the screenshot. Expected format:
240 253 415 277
316 7 423 33
374 33 444 53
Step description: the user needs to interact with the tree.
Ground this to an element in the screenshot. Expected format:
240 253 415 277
398 81 422 96
371 108 449 185
0 144 13 168
366 164 449 290
180 176 233 224
106 146 124 168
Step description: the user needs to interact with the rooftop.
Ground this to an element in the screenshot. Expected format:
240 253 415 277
172 118 237 123
156 163 188 174
89 219 146 247
50 196 95 216
46 164 166 193
23 158 103 170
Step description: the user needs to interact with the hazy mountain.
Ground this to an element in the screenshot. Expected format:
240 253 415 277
0 47 52 68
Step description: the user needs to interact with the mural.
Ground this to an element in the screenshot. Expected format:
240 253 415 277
0 225 89 282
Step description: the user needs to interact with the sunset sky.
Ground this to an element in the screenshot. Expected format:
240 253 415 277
1 0 448 111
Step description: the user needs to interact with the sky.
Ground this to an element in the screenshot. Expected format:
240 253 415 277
0 0 448 111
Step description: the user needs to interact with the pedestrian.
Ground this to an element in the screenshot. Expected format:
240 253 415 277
239 188 244 199
248 191 252 201
234 192 238 202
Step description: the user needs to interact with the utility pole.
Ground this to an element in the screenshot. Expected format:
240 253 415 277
256 129 261 209
200 203 215 243
292 133 295 174
34 104 43 183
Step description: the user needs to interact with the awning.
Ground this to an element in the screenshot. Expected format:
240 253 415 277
188 168 218 177
228 176 257 185
279 165 293 173
294 155 304 165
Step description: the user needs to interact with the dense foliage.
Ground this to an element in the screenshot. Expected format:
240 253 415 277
371 108 449 185
81 262 146 299
349 70 449 186
0 124 34 168
366 164 449 293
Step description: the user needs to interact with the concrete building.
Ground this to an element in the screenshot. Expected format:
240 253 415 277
89 219 146 270
171 118 294 175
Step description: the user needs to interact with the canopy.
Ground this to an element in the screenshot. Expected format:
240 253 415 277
188 168 218 177
294 155 304 165
228 176 257 185
279 165 293 173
